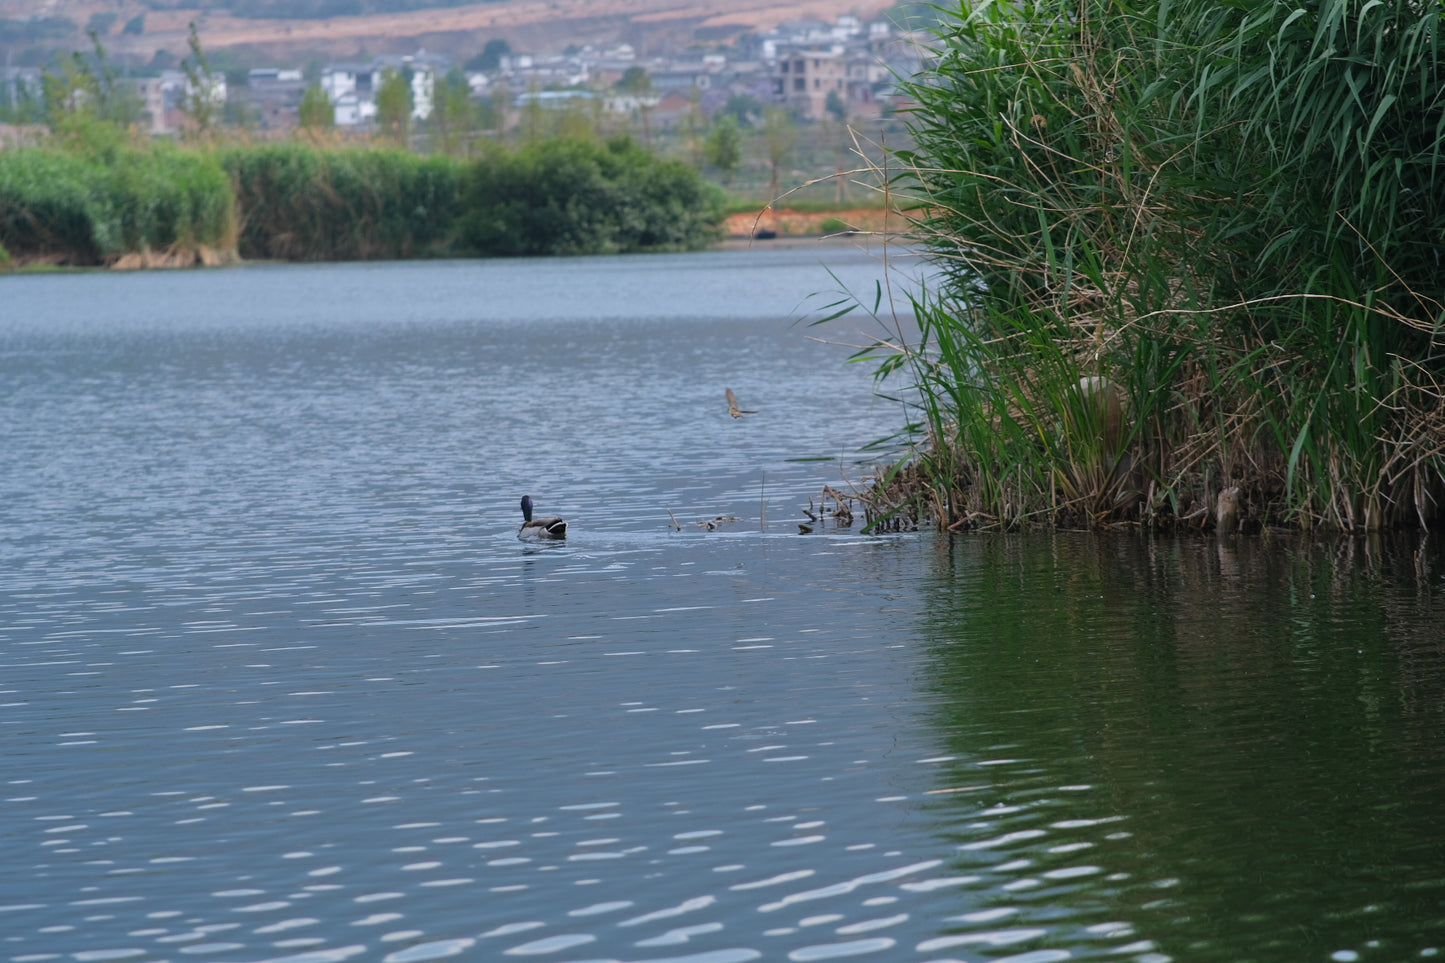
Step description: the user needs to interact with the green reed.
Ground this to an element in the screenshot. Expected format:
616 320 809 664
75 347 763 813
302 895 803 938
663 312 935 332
220 143 463 262
2 133 724 267
858 0 1445 532
0 142 233 265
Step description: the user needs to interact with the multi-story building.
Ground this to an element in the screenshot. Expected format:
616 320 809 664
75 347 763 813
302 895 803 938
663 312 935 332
775 46 849 118
239 68 307 130
320 63 379 127
98 14 909 137
372 51 450 121
134 69 226 136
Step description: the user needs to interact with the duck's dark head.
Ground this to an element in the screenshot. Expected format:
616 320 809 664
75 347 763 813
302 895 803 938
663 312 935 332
520 495 534 522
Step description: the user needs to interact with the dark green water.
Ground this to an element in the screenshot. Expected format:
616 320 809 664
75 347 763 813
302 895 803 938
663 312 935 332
912 534 1445 963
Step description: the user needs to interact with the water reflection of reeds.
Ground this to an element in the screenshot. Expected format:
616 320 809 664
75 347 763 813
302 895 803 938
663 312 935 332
913 532 1445 962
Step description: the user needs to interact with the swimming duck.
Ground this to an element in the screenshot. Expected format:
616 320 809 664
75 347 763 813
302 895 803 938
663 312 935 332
519 495 567 540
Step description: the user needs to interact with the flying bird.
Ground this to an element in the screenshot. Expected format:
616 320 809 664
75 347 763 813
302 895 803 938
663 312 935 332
518 495 567 539
726 388 757 418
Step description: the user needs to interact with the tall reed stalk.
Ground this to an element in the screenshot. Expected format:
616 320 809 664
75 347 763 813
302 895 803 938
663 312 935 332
860 0 1445 533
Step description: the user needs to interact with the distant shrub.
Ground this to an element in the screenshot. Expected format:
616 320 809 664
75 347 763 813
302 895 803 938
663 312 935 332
457 137 724 257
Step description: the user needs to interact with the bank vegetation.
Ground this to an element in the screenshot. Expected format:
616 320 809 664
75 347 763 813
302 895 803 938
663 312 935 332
0 126 724 267
858 0 1445 535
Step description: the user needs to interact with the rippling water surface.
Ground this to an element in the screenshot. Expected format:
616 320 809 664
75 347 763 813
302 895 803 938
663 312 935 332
3 249 1444 963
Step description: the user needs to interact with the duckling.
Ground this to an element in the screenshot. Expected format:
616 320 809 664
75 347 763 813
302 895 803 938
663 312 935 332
519 495 567 539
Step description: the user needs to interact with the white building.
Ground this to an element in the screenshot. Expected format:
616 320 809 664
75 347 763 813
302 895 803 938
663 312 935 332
321 53 448 127
321 63 379 126
373 51 450 121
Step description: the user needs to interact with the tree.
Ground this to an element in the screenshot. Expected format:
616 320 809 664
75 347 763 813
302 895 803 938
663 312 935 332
298 82 333 133
703 114 742 185
554 98 598 142
719 93 762 128
617 66 650 94
0 70 44 123
519 81 544 144
429 68 475 155
39 32 144 138
683 87 704 166
466 38 511 74
482 86 508 137
375 67 412 144
762 107 798 201
180 22 220 137
822 90 850 202
87 12 118 36
616 66 654 146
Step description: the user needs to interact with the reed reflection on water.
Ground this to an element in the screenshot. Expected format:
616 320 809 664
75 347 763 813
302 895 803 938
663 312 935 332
2 250 1444 963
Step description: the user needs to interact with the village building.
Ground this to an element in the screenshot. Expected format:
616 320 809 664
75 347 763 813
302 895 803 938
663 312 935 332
57 13 915 138
320 63 379 127
236 68 307 131
134 69 226 136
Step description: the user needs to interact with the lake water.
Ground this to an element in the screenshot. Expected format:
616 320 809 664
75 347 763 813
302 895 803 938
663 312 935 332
2 248 1443 963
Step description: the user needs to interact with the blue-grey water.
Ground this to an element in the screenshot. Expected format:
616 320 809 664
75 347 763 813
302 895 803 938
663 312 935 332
3 248 1443 963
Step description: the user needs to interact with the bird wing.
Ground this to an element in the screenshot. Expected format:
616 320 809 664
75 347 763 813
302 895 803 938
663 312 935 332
725 388 756 417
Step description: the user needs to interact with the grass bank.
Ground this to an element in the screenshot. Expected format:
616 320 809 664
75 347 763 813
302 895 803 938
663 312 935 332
855 0 1445 535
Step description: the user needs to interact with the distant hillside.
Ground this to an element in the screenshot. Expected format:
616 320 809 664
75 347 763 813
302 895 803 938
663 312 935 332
139 0 499 18
0 0 899 65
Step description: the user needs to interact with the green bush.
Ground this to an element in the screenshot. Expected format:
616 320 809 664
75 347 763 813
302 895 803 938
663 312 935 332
457 137 723 256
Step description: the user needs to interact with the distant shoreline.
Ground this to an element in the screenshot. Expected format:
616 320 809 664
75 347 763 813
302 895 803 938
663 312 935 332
2 236 906 270
713 232 899 251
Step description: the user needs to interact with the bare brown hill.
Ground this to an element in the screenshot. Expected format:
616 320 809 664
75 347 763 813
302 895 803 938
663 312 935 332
9 0 893 62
